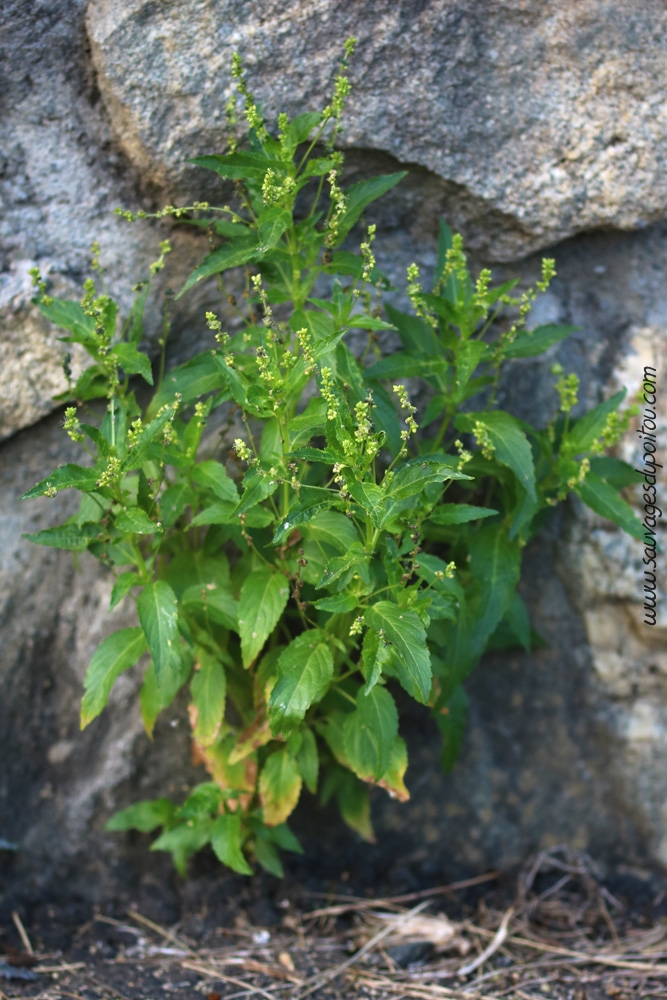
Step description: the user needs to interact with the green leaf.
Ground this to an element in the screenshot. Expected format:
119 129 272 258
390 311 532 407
253 836 284 877
259 748 302 826
363 603 431 703
455 341 487 394
140 649 192 738
456 410 536 500
106 798 175 833
193 461 239 503
111 343 153 384
469 525 522 644
110 571 141 610
428 503 498 525
575 472 646 542
384 303 439 357
234 469 280 518
190 648 226 747
303 510 360 552
296 729 319 794
150 819 212 875
81 627 147 728
147 352 226 416
272 486 339 543
191 151 281 179
210 813 252 875
437 686 468 773
21 463 100 500
238 567 289 668
123 406 177 471
289 397 328 448
287 111 322 145
23 521 100 551
365 353 447 382
361 629 392 695
504 591 531 652
343 686 398 781
160 483 193 530
589 456 644 489
181 584 239 631
269 631 334 736
501 324 577 358
179 237 260 297
137 581 179 683
564 389 626 456
312 593 358 614
37 297 96 344
387 457 472 502
346 481 385 525
337 173 408 241
258 206 291 248
336 772 375 842
116 507 160 535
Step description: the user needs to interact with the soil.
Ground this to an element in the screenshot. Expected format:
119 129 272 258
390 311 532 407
2 848 667 1000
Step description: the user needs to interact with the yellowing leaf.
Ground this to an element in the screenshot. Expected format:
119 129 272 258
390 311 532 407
259 748 302 826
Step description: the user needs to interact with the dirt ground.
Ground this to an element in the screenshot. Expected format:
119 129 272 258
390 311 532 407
2 848 667 1000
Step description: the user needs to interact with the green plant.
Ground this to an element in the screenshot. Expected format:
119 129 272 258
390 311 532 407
23 42 644 877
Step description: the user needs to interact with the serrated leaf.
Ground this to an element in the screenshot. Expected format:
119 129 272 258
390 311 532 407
253 836 284 877
106 798 175 833
147 352 226 416
343 686 398 781
575 472 646 542
234 469 280 518
361 629 392 695
258 206 291 248
150 819 212 875
337 172 408 241
456 410 536 500
210 813 252 875
81 627 147 728
387 457 472 502
111 342 154 384
259 748 302 826
376 736 410 802
272 486 339 543
238 567 289 668
428 503 498 525
505 591 531 652
190 648 226 747
346 481 385 525
502 323 577 358
181 584 239 631
139 647 192 738
296 729 319 794
469 525 522 645
436 686 468 773
589 456 644 489
137 581 179 683
159 483 193 530
268 631 334 735
365 353 447 381
23 521 100 551
110 571 140 610
363 603 431 703
302 510 360 553
191 151 281 179
37 296 97 344
564 389 626 456
337 772 375 842
193 461 239 503
179 237 260 297
21 463 100 500
312 593 358 614
116 507 160 535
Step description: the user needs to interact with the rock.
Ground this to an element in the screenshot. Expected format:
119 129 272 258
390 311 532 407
87 0 667 259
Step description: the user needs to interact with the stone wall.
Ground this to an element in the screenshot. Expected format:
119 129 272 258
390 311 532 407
1 0 665 897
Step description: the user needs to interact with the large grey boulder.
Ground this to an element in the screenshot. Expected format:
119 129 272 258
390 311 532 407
86 0 667 259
